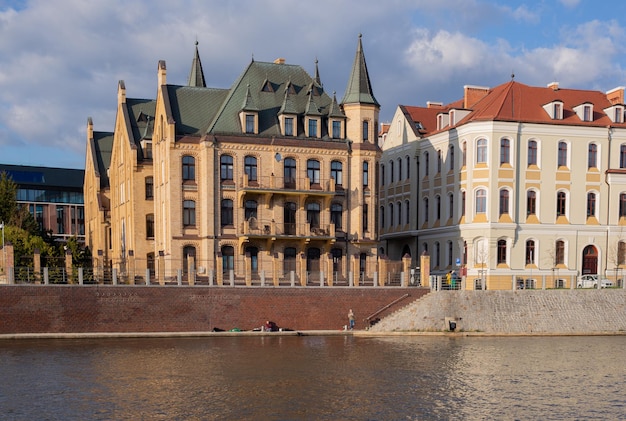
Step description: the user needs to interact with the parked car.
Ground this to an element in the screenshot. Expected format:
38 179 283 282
576 274 613 289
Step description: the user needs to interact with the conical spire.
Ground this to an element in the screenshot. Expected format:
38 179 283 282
341 34 378 106
314 58 321 86
187 41 206 87
241 84 259 111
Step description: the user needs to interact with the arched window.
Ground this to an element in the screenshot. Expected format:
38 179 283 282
525 240 535 264
183 200 196 227
423 197 429 222
558 141 568 167
527 190 537 215
462 142 467 166
145 176 153 200
307 159 320 185
390 160 395 183
476 189 487 214
220 155 233 181
499 189 509 215
587 192 596 217
363 161 369 187
423 152 429 176
448 193 454 220
620 144 626 168
183 245 196 274
436 196 441 220
500 138 510 164
435 242 440 267
380 164 385 186
146 214 154 238
380 206 385 229
588 143 597 169
182 155 195 181
556 192 567 217
221 199 233 226
331 161 343 187
447 241 453 266
405 200 410 225
307 202 320 228
437 150 442 173
284 247 297 273
620 193 626 218
245 246 258 273
389 203 394 227
476 139 487 163
528 140 538 166
244 156 257 182
497 239 507 264
449 146 455 171
406 156 411 179
284 202 297 235
397 158 402 181
555 240 565 265
245 200 258 220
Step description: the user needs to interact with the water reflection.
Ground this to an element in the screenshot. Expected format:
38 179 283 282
0 336 624 420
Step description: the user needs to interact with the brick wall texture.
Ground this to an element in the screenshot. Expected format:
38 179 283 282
0 286 425 334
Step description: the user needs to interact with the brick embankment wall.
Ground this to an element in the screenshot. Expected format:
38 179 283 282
370 289 626 334
0 286 427 334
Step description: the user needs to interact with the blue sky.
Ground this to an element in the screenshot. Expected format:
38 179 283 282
1 0 625 169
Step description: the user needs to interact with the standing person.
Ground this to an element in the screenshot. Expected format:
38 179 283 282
446 271 452 289
348 309 355 330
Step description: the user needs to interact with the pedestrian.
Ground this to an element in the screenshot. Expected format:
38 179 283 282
450 271 456 290
446 271 452 289
348 309 355 330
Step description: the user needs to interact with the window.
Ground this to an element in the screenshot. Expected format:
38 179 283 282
222 246 234 273
447 241 453 266
527 191 536 215
497 239 507 264
245 246 258 274
331 203 343 230
556 192 567 217
362 120 369 141
583 105 591 122
588 143 597 169
245 200 258 220
528 140 538 166
462 142 467 166
435 242 440 267
284 158 296 188
476 139 487 163
330 161 343 186
308 119 318 137
499 189 509 215
182 155 195 181
558 141 568 167
405 200 410 225
449 146 454 171
397 201 402 227
554 103 562 119
461 191 466 216
616 108 624 123
449 194 454 220
285 117 294 136
363 203 368 231
146 214 154 238
221 199 233 226
363 161 369 187
587 192 596 217
244 156 258 182
143 142 153 160
380 164 385 186
332 121 341 139
397 158 402 182
500 138 510 164
555 240 565 265
620 193 626 217
389 203 394 227
307 202 320 228
380 206 385 229
436 196 441 220
424 152 429 176
619 241 626 265
437 150 442 173
423 198 429 222
307 159 320 185
284 247 297 273
145 176 153 200
284 202 296 235
406 156 411 179
220 155 233 181
390 160 395 183
183 200 196 227
245 114 255 133
621 145 626 169
183 246 196 274
56 207 65 234
331 248 343 273
525 240 535 264
476 189 487 214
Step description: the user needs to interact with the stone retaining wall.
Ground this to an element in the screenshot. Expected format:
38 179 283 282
370 289 626 334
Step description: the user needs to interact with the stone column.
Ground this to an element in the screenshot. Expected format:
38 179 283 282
187 254 195 286
34 248 41 284
128 250 135 285
352 254 359 286
378 256 388 286
326 252 334 286
157 251 165 285
245 252 251 286
300 252 307 286
272 253 279 286
216 253 224 286
402 253 411 287
420 253 431 287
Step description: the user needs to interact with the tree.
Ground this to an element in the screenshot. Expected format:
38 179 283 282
0 171 17 225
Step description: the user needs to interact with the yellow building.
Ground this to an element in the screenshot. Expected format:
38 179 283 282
84 36 381 285
381 80 626 289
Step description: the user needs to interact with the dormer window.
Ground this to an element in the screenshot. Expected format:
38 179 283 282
306 117 320 138
574 102 593 122
436 113 449 130
285 117 294 136
449 110 455 126
245 114 255 133
330 119 343 139
604 104 624 123
543 101 564 120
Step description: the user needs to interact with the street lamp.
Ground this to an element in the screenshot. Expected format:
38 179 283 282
0 221 5 279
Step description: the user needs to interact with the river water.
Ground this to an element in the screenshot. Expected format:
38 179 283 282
0 335 624 420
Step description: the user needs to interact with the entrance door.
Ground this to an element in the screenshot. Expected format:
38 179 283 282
306 248 321 284
581 245 598 275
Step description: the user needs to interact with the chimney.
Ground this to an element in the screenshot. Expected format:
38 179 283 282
464 85 490 109
606 87 625 105
274 58 286 65
157 60 167 87
427 101 443 109
547 81 559 91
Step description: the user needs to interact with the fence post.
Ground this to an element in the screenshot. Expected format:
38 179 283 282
209 269 214 286
78 267 84 285
229 269 234 286
400 272 406 287
290 270 295 287
146 268 151 285
373 272 378 287
8 267 14 284
177 269 182 285
43 267 49 284
260 270 265 287
112 268 118 285
320 271 324 287
349 271 354 287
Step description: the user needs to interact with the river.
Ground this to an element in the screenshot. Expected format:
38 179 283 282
0 335 624 420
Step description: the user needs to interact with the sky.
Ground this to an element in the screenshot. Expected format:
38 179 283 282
1 0 626 169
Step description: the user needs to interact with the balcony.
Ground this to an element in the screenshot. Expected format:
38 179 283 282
238 174 342 196
238 218 336 240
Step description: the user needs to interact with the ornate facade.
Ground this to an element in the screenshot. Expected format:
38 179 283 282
84 36 381 284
